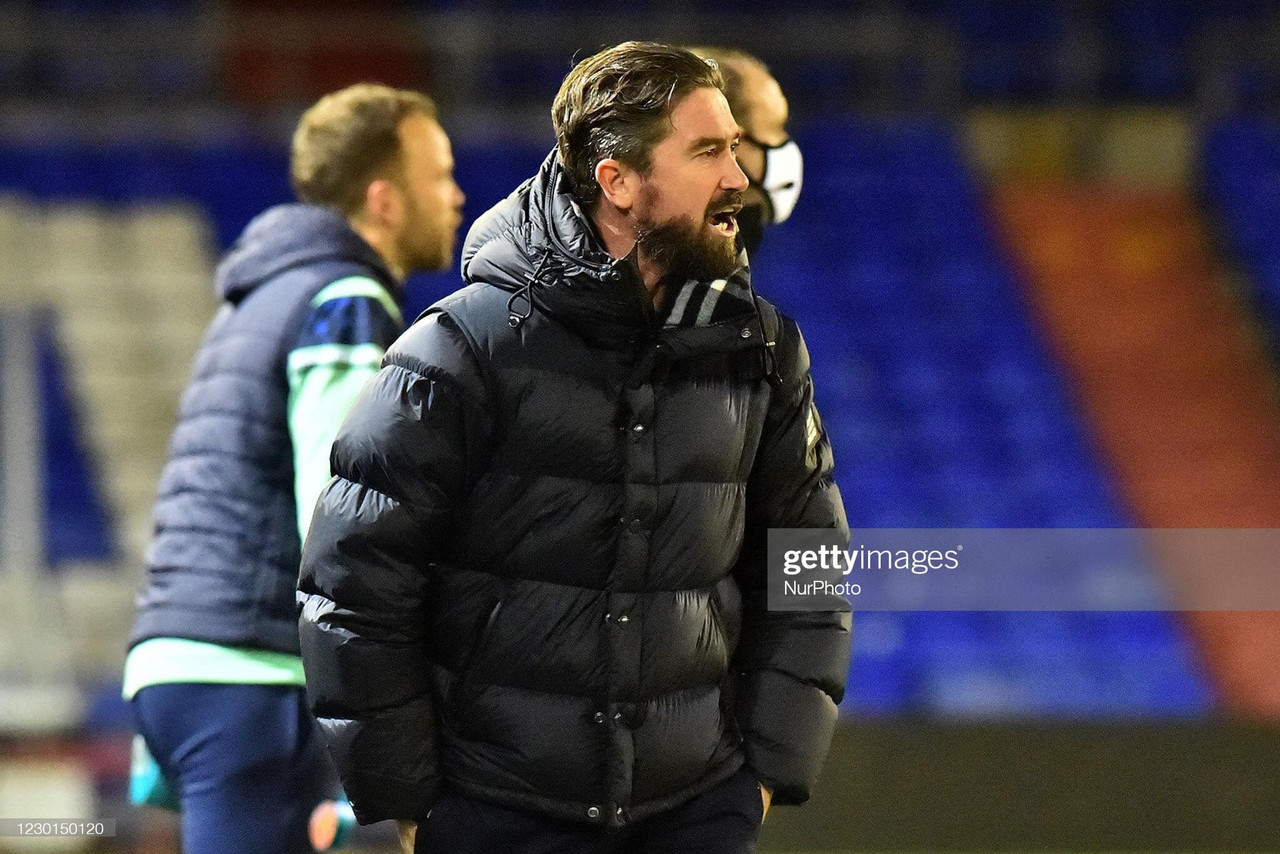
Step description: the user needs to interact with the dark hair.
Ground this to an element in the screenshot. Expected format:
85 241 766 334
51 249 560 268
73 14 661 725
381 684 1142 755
291 83 437 217
552 41 724 207
687 47 770 129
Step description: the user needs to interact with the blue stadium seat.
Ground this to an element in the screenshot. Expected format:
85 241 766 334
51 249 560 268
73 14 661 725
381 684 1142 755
108 144 189 202
186 143 292 248
35 311 117 566
1204 120 1280 339
942 0 1065 45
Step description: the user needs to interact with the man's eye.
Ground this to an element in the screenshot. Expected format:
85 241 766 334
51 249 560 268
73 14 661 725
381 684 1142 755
730 142 740 153
701 149 717 157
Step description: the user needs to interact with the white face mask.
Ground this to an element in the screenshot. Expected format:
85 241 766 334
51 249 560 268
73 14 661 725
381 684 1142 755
749 137 803 224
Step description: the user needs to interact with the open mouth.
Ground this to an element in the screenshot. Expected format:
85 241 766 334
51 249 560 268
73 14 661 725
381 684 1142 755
708 209 738 237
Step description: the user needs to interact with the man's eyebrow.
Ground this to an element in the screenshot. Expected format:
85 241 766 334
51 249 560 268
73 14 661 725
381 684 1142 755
686 134 739 152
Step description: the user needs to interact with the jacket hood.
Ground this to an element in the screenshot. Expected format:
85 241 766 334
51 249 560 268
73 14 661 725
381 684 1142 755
215 204 394 303
460 150 629 330
461 150 611 291
460 151 763 345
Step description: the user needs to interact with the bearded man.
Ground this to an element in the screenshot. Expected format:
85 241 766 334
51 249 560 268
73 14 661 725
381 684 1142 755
298 42 850 854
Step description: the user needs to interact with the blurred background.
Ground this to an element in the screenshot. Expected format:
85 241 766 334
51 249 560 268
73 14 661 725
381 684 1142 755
3 0 1280 851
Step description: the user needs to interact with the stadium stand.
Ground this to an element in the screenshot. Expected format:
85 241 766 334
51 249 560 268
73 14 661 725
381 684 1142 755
0 191 215 574
750 117 1212 716
997 183 1280 715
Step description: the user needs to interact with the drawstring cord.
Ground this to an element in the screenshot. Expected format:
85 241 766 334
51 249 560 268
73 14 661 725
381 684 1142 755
744 275 782 389
508 252 553 330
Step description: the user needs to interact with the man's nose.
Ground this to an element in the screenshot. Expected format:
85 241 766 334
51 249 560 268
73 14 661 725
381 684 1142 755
724 157 749 191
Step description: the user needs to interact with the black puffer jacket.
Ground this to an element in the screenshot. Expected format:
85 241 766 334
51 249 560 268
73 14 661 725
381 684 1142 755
298 152 851 828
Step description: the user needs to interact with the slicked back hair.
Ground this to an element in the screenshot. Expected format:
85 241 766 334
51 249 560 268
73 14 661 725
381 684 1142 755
552 41 724 208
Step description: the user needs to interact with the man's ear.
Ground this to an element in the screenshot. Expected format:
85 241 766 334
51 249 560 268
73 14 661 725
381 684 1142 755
595 158 636 212
363 177 401 225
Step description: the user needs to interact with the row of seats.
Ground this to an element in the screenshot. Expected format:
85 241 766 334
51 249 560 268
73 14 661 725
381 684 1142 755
952 2 1277 101
1202 119 1280 342
465 0 1275 104
0 142 291 248
3 2 1279 107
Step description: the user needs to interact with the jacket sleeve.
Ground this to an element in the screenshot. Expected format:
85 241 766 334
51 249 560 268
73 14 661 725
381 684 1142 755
732 313 852 806
297 310 491 825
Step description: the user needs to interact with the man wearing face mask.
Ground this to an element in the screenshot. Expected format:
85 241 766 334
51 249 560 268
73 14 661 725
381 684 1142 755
690 47 802 256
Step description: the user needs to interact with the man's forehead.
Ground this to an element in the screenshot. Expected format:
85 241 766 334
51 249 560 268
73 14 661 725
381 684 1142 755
401 116 451 158
402 114 444 141
668 87 738 142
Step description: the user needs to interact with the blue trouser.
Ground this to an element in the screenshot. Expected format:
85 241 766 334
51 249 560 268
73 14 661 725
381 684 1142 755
132 683 335 854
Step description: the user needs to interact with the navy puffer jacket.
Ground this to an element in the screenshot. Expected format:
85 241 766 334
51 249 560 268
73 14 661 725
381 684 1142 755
298 153 850 827
133 204 395 653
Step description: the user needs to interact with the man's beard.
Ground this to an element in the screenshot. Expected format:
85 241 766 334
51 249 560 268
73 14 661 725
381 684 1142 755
396 190 450 273
735 203 767 257
636 191 743 282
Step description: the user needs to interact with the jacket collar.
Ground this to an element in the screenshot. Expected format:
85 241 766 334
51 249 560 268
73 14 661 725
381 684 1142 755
461 151 764 354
